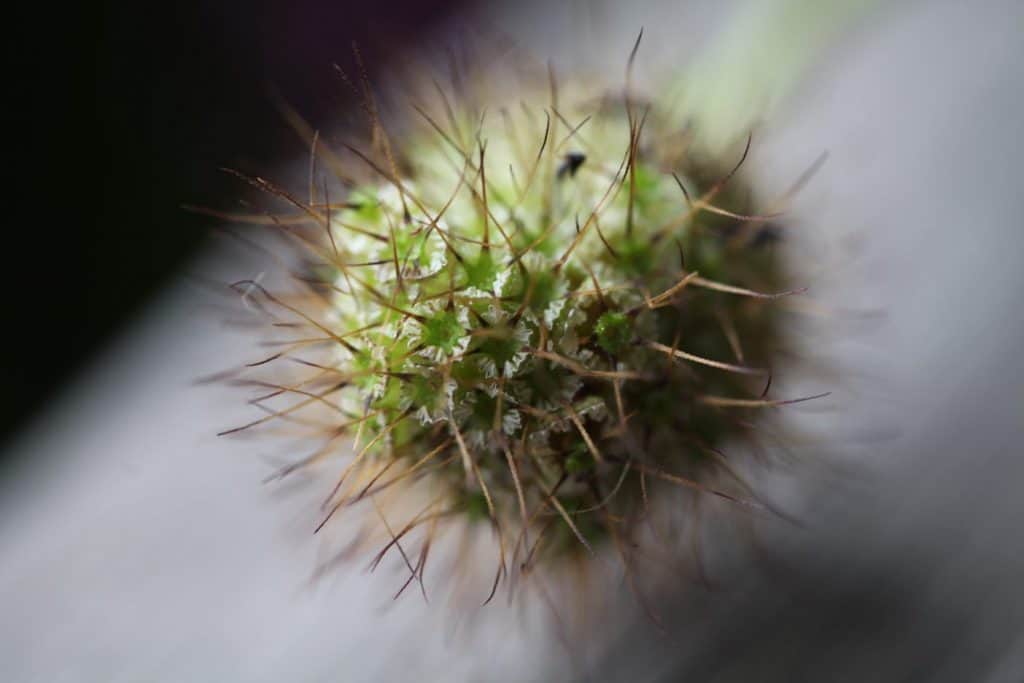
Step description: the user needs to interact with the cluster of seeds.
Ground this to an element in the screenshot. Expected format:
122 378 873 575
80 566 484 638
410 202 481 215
219 47 822 603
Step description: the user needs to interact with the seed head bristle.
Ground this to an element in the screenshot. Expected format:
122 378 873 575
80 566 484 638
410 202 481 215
214 37 827 609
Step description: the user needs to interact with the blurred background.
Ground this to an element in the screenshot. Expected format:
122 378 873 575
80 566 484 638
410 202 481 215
1 0 473 452
3 0 1023 680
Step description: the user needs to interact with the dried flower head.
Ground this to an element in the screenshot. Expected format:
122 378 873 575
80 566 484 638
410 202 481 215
212 34 826 608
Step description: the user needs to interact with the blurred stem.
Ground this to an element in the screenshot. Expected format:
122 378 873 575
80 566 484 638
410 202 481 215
666 0 884 152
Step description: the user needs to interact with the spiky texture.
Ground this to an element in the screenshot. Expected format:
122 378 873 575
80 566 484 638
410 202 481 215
217 47 822 604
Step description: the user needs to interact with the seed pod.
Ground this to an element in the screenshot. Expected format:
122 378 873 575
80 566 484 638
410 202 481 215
216 40 825 607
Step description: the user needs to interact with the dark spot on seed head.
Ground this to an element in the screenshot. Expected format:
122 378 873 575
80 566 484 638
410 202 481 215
557 152 586 180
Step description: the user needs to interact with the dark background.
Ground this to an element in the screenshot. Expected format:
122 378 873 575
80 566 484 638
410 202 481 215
6 1 469 450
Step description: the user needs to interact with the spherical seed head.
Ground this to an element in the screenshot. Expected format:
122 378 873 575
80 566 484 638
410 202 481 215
314 80 792 560
231 59 806 603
